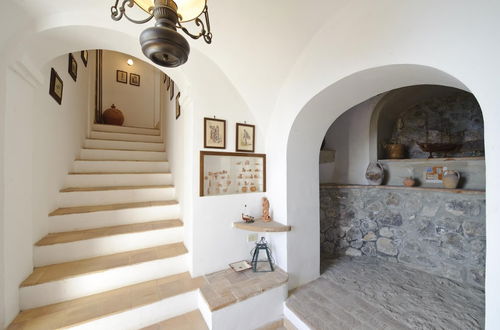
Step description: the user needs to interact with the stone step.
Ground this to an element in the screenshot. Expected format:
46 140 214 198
10 272 204 329
141 310 208 330
21 243 188 309
90 130 163 143
35 219 183 266
84 138 165 151
92 124 160 136
79 148 167 161
57 185 176 207
64 172 173 188
72 160 169 173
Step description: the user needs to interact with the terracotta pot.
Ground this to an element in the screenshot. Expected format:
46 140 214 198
443 170 460 189
384 144 405 159
103 104 124 126
403 178 415 187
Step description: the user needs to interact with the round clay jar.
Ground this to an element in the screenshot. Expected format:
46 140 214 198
103 104 124 126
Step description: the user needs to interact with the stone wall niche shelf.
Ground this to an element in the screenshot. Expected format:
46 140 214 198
233 218 291 232
320 184 485 195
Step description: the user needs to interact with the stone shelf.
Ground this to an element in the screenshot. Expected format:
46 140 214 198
233 218 291 232
379 156 484 163
320 183 485 195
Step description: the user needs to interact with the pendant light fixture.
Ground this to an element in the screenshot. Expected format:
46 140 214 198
111 0 212 67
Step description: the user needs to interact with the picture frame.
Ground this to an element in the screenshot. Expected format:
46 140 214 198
49 68 63 105
166 76 171 91
200 151 266 196
81 50 88 67
176 92 181 120
163 73 167 84
170 81 175 100
130 73 140 86
236 123 255 152
68 53 77 82
204 117 226 149
116 70 127 84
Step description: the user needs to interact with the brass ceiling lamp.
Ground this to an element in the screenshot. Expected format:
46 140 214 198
111 0 212 67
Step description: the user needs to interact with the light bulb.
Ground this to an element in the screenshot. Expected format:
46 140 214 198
127 59 134 66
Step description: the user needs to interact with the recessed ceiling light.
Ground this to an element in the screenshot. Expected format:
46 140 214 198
127 59 134 66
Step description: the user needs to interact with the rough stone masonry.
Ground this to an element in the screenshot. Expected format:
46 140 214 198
320 186 485 287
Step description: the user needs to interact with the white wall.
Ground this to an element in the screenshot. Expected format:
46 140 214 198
321 95 381 184
102 50 158 128
2 52 92 326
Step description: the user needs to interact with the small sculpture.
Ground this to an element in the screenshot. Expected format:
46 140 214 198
262 197 272 222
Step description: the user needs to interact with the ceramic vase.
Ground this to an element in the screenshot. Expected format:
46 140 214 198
365 162 384 185
443 170 460 189
103 104 124 126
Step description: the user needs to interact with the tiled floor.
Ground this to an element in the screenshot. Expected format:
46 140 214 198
36 219 182 246
22 243 187 287
9 272 205 330
201 267 288 311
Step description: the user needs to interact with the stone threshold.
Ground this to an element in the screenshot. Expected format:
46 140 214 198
320 183 485 195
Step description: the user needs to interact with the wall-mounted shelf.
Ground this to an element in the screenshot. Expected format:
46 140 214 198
379 157 484 163
320 183 485 195
233 218 291 232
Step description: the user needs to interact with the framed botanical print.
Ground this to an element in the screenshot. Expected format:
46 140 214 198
204 117 226 149
170 81 175 100
81 50 88 67
116 70 127 84
49 68 63 105
236 123 255 152
176 92 181 119
68 53 77 82
130 73 140 86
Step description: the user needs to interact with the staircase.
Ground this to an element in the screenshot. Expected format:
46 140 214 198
8 124 207 330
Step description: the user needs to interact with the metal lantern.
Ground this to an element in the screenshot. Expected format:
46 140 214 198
250 237 274 272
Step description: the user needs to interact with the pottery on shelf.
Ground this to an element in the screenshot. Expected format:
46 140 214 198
102 104 124 126
262 197 272 222
442 170 460 189
385 144 405 159
365 161 384 185
403 177 416 187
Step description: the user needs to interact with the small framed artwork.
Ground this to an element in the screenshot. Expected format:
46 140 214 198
81 50 88 67
236 123 255 152
166 76 171 91
116 70 127 84
130 73 140 86
170 81 175 100
204 117 226 149
176 92 181 119
163 73 167 84
68 53 77 82
49 68 63 105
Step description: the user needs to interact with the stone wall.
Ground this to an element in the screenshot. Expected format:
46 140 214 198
389 92 484 158
320 185 485 288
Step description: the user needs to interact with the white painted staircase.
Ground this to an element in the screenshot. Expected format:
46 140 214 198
9 124 207 330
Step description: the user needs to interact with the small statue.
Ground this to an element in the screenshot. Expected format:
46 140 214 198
262 197 272 222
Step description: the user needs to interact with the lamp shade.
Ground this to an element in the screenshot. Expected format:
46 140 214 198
134 0 206 22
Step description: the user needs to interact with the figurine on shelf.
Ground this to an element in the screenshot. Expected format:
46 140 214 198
242 204 255 223
262 197 272 222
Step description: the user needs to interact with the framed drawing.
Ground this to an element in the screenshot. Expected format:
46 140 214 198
130 73 140 86
116 70 127 84
163 73 167 84
176 92 181 119
170 81 175 100
204 118 226 149
81 50 88 67
200 151 266 196
236 123 255 152
166 76 171 90
68 53 77 82
49 68 63 105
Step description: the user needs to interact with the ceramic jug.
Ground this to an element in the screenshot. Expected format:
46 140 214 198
442 170 460 189
365 161 384 185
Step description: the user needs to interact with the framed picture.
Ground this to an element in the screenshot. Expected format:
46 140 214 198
176 92 181 119
170 81 175 100
116 70 127 84
68 53 77 82
163 73 167 84
236 123 255 152
49 68 63 105
130 73 140 86
166 76 171 91
81 50 88 67
200 151 266 196
204 117 226 149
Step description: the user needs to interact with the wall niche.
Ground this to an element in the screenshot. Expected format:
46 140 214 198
377 86 484 159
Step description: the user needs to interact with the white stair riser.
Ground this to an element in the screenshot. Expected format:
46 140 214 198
57 187 176 207
90 131 163 143
21 254 188 309
34 227 183 266
73 160 169 173
80 149 167 161
72 291 198 330
84 139 165 151
92 124 160 136
65 173 173 188
49 204 180 232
